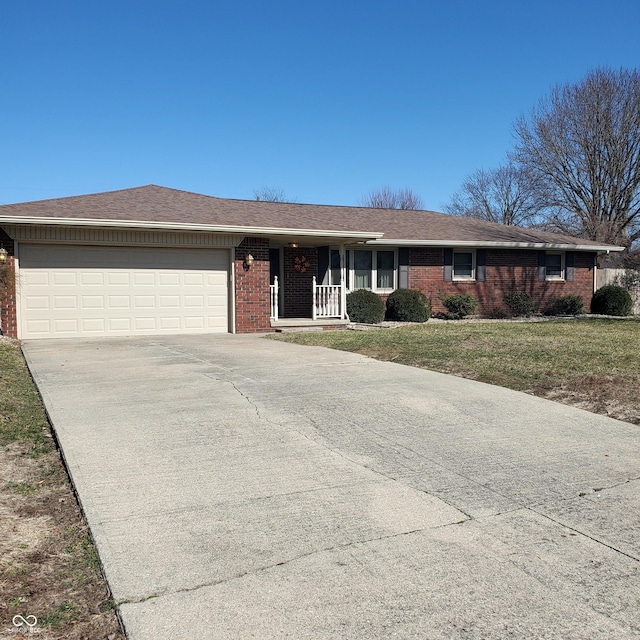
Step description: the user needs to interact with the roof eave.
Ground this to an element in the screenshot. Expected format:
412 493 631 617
365 239 624 252
0 216 383 241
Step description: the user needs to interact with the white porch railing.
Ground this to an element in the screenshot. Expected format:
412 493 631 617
270 276 279 319
312 276 342 319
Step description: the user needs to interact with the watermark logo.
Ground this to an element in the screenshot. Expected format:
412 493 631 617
9 615 41 634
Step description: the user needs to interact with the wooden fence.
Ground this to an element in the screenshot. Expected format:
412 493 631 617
596 268 640 315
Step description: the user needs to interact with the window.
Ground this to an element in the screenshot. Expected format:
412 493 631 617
376 250 395 289
545 252 564 280
354 250 372 289
332 248 396 291
453 250 475 280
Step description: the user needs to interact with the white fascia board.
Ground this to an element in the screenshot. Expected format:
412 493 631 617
365 239 624 252
0 216 383 241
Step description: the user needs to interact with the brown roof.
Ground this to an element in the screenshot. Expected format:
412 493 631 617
0 184 619 250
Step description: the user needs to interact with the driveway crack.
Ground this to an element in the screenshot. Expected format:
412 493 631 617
203 373 263 420
116 527 434 606
527 506 640 563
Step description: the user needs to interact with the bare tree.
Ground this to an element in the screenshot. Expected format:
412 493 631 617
512 67 640 248
361 186 424 210
253 186 292 202
445 164 543 226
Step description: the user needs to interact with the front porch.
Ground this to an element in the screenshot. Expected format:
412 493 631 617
235 235 382 334
270 276 349 330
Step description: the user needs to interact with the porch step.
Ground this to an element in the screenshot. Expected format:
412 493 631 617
270 318 349 332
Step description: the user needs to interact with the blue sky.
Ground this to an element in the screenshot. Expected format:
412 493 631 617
2 0 639 210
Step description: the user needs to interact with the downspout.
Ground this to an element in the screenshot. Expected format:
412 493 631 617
229 248 236 334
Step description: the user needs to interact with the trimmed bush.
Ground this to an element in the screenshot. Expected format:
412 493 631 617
385 289 431 322
504 292 535 317
545 295 585 316
591 284 633 316
346 289 385 324
441 293 478 319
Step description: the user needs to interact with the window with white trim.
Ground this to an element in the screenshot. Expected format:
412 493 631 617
353 250 372 289
453 250 475 280
330 248 397 292
545 252 564 280
376 250 395 289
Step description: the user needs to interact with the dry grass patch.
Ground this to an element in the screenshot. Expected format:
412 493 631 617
0 338 124 639
270 318 640 425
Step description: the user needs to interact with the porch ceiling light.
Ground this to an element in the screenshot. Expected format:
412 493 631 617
0 246 7 262
289 242 299 249
244 253 254 268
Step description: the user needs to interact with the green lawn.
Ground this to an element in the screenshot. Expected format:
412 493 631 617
269 318 640 424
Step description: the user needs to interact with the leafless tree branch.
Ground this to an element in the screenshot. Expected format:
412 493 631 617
445 164 544 226
512 67 640 249
361 187 424 210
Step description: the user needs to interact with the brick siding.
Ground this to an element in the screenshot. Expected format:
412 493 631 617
408 248 595 315
234 237 271 333
0 228 17 338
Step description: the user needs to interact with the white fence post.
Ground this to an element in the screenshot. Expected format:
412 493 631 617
270 276 279 319
312 276 318 320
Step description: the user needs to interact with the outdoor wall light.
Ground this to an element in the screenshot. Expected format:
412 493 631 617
244 253 255 269
0 246 7 262
289 242 299 249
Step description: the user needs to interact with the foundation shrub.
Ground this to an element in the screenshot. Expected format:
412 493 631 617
385 289 431 322
441 293 478 319
504 292 536 317
346 289 385 324
591 285 633 316
545 295 585 316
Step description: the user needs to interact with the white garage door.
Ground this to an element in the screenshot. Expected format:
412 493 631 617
19 244 230 339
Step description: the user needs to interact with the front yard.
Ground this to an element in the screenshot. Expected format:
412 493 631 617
1 317 638 638
270 318 640 425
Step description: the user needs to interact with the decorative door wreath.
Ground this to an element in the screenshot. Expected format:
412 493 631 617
293 255 310 273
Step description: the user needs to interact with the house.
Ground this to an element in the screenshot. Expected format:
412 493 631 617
0 185 623 339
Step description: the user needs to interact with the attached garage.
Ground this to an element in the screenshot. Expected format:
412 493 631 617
18 244 231 339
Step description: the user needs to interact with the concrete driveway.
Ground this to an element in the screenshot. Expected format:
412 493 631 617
22 334 640 639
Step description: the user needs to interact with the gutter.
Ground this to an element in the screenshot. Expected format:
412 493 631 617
365 239 624 252
0 216 384 241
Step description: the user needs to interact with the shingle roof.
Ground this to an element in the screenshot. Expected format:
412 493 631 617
0 184 620 250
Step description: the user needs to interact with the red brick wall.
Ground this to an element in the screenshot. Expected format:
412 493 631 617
0 228 17 338
234 237 271 333
408 248 595 315
282 247 318 318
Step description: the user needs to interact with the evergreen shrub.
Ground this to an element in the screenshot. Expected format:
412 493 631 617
441 293 478 319
591 285 633 316
545 295 585 316
385 289 431 322
504 292 536 317
346 289 385 324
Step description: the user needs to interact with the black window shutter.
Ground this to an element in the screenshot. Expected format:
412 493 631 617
444 248 453 282
317 246 330 285
566 251 575 281
476 249 486 282
398 248 409 289
537 251 547 281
